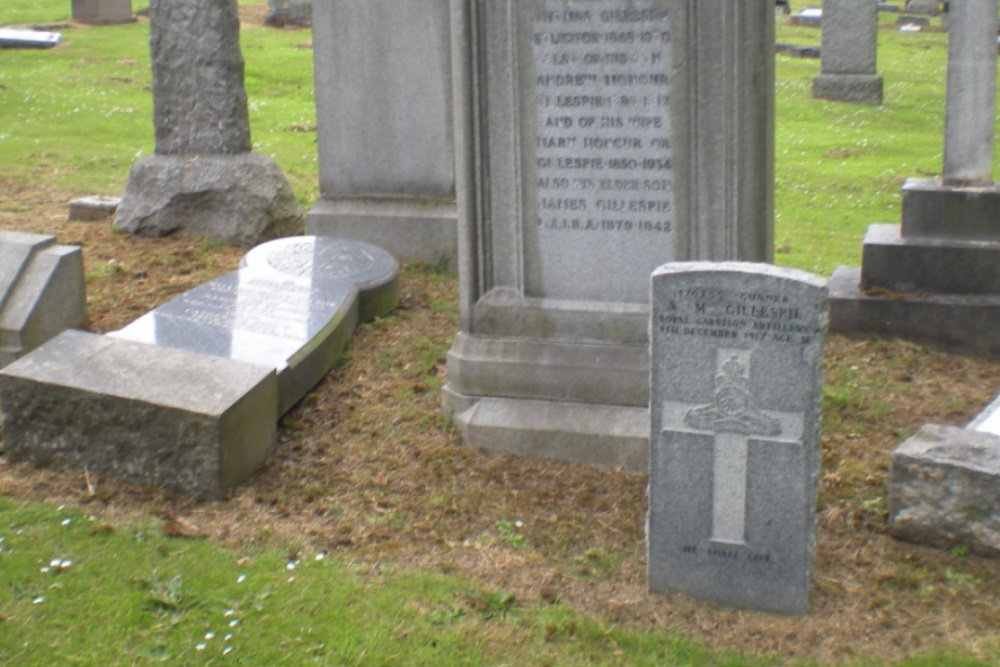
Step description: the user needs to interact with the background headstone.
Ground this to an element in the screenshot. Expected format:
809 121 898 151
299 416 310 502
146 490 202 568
648 262 828 615
72 0 135 25
112 237 400 414
443 0 774 470
813 0 883 105
307 0 457 269
114 0 302 247
0 231 86 367
829 0 1000 355
266 0 311 27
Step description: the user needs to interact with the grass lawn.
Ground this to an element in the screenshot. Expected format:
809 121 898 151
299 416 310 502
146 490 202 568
1 3 999 666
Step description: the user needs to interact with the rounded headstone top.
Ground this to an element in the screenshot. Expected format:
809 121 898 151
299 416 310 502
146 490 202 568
242 236 399 289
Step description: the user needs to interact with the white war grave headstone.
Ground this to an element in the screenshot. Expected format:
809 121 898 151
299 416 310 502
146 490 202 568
649 263 828 615
443 0 775 470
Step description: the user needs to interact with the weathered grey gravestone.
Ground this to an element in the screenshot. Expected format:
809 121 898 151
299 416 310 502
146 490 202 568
443 0 774 470
307 0 456 269
648 262 828 615
0 231 86 367
829 0 1000 355
813 0 883 105
72 0 135 25
0 236 399 497
114 0 302 247
111 237 399 415
266 0 311 27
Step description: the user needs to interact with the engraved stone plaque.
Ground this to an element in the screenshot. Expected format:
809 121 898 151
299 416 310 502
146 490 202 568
648 262 828 615
526 1 673 303
112 236 399 415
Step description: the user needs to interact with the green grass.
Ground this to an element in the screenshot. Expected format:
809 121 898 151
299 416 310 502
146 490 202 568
0 0 317 201
0 497 770 667
2 3 1000 665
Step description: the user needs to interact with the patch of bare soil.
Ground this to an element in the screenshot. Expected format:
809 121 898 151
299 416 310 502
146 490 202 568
1 182 999 664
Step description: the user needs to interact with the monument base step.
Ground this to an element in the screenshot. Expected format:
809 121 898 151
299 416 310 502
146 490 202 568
861 223 1000 294
829 266 1000 356
442 387 648 473
812 74 884 106
308 196 457 272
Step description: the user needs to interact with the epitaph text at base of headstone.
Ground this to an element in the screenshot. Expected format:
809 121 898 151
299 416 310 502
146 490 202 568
648 262 828 615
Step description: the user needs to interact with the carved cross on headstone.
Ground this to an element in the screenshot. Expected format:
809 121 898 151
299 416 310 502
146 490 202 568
665 348 804 545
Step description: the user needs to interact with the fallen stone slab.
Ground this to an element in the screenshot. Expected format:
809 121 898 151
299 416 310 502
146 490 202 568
0 330 277 499
112 236 399 415
889 424 1000 557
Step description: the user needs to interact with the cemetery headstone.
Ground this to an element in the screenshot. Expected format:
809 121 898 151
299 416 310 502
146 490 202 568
829 0 1000 355
0 231 86 367
72 0 135 25
648 262 828 614
905 0 940 14
111 237 399 415
114 0 302 247
0 236 399 497
443 0 775 470
813 0 883 105
266 0 311 27
307 0 457 269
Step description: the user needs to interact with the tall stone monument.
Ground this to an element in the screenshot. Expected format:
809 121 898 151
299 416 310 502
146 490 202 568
442 0 774 470
115 0 302 247
307 0 457 269
648 262 828 614
813 0 883 105
829 0 1000 355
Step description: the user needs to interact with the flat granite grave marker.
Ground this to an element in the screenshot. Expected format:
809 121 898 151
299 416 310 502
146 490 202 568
648 262 827 615
112 237 399 415
444 0 775 469
0 231 86 366
0 237 398 497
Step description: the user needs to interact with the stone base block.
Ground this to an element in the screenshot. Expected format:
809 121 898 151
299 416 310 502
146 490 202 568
904 0 940 15
445 331 648 407
889 424 1000 557
72 0 135 24
0 330 277 498
68 196 120 222
307 197 457 272
812 74 884 105
829 265 1000 356
115 154 303 248
442 388 648 472
861 223 1000 294
901 178 1000 242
